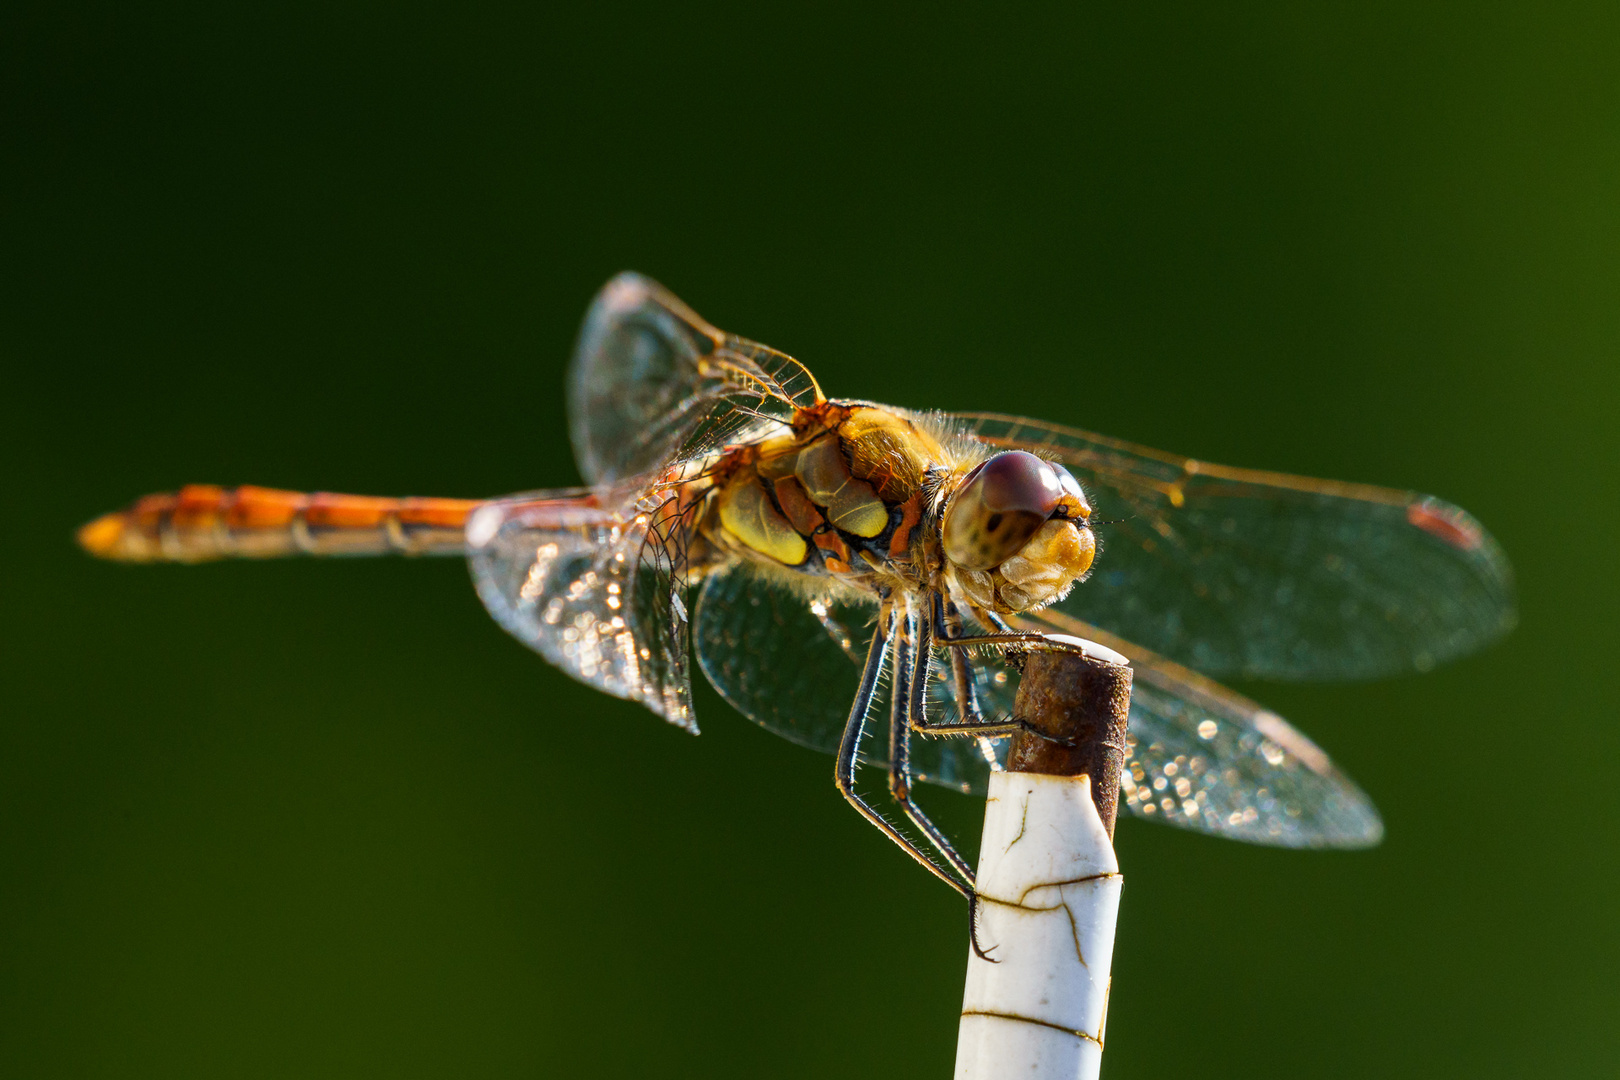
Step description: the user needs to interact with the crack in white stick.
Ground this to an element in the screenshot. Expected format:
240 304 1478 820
954 771 1123 1080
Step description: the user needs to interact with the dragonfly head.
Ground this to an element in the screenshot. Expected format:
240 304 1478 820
940 450 1095 611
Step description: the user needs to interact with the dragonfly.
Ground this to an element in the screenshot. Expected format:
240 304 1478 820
80 272 1516 911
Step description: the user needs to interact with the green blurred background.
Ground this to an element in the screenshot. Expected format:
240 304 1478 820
4 3 1617 1077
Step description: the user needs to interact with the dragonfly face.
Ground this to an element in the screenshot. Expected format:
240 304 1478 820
943 451 1088 570
79 272 1518 901
939 450 1097 613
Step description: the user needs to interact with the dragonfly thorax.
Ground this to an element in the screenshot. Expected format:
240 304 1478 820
695 403 1096 616
697 401 950 593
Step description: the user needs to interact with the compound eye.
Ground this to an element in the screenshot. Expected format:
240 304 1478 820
942 451 1063 570
1051 464 1091 520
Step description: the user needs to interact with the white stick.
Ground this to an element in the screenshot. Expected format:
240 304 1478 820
954 771 1123 1080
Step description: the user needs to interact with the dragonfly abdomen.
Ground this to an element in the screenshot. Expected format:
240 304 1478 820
77 485 478 562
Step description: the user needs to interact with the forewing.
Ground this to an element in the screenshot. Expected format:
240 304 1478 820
693 565 997 793
955 412 1516 681
1014 608 1383 846
466 485 697 731
569 273 822 485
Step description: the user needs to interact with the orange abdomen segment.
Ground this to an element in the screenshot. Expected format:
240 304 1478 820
78 485 480 563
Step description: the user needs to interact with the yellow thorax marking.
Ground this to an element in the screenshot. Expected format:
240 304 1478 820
796 436 889 538
719 474 808 565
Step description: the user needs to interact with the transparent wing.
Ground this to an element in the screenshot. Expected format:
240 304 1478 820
692 565 1001 794
466 483 698 731
954 412 1516 681
1013 609 1383 847
691 565 1378 845
943 607 1380 846
568 272 823 486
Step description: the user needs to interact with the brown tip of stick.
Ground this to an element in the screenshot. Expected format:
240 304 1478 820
1008 645 1133 836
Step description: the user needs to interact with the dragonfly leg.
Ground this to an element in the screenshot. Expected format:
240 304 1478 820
943 599 988 726
891 603 999 962
927 591 1072 653
912 592 1078 746
834 601 974 904
911 713 1076 745
887 606 975 884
